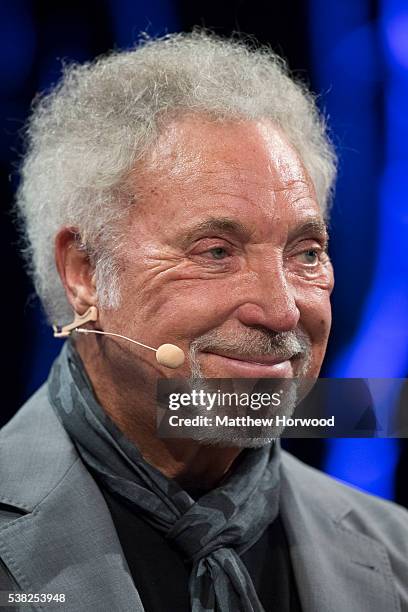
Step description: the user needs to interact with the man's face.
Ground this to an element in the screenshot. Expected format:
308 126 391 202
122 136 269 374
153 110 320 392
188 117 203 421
98 115 334 382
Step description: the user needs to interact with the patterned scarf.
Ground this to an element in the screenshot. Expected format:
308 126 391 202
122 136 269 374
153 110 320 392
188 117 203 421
48 341 281 612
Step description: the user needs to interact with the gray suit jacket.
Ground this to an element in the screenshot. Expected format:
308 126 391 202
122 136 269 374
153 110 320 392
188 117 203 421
1 384 408 611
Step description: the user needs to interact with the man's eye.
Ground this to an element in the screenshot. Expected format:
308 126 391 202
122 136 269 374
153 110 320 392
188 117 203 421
299 249 319 264
207 247 229 260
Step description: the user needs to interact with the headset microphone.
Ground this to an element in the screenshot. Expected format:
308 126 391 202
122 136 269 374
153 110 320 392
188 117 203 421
52 306 185 369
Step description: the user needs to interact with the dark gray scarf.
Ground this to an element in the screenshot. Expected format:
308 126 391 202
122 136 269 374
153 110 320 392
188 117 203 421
48 341 281 612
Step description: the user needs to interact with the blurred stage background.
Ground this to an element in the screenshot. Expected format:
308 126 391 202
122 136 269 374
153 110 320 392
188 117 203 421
0 0 407 505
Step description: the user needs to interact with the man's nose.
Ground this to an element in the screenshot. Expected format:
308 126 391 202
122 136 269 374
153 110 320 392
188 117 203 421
235 268 300 332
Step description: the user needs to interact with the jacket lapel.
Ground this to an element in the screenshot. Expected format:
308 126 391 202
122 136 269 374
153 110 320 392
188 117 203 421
280 451 400 612
0 386 144 611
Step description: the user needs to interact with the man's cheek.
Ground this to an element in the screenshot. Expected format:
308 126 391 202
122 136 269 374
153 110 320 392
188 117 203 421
297 293 332 339
163 284 233 317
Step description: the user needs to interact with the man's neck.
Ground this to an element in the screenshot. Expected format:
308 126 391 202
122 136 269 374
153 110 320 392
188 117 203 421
75 337 242 490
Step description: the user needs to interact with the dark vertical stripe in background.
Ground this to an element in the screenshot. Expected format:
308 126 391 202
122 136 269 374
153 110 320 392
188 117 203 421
0 0 406 505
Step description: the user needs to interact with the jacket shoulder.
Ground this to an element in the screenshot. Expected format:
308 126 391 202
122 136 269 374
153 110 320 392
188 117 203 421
281 449 408 548
0 383 78 514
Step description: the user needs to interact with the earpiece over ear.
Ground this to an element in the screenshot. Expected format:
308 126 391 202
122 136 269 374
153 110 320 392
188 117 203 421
52 306 185 369
53 306 98 338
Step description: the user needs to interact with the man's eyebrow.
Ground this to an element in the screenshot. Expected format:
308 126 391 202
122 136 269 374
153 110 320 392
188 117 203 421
288 219 329 245
178 217 251 247
177 216 328 248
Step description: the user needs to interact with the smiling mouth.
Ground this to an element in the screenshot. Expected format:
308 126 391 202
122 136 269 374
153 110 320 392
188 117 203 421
202 351 298 366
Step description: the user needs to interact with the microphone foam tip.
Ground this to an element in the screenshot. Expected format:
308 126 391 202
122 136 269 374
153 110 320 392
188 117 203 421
156 344 185 369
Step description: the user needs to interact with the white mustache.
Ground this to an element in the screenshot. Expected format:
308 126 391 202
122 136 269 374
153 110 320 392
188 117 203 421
190 328 310 361
188 327 312 380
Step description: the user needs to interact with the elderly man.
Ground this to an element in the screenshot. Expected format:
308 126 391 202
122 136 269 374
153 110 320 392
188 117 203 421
0 32 407 612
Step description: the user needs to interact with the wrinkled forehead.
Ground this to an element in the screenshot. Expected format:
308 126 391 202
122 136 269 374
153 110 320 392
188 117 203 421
140 114 316 198
124 115 323 246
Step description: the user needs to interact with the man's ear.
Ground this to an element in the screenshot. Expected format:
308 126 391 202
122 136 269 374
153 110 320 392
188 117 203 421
55 227 97 314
